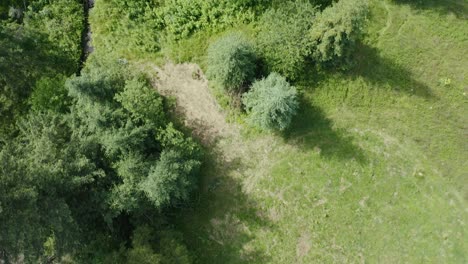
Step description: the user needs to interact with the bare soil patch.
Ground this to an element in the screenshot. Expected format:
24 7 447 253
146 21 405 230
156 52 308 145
151 62 237 144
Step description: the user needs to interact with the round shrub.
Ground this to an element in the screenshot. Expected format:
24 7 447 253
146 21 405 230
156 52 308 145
242 73 299 131
206 32 256 92
309 0 369 68
256 1 317 80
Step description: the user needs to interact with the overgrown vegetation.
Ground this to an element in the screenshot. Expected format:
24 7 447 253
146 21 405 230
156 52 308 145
256 1 317 79
1 0 466 263
206 32 257 93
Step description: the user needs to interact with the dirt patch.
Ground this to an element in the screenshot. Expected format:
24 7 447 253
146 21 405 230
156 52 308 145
296 232 312 261
151 62 237 144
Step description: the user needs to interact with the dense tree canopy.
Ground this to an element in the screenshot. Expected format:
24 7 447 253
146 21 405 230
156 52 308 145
0 57 201 262
0 0 374 262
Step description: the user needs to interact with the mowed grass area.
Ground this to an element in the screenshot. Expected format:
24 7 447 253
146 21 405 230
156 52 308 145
173 0 467 263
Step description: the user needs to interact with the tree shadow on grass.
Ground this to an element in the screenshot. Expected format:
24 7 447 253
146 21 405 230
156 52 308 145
283 97 367 164
346 43 435 99
283 42 437 162
393 0 468 19
173 144 272 264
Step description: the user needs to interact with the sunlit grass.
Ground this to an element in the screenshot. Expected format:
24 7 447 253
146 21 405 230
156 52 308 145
173 0 467 262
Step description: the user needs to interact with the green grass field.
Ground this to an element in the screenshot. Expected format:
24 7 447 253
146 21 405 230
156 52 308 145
172 0 468 263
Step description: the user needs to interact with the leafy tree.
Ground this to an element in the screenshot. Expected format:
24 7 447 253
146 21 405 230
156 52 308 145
256 1 317 79
1 56 202 261
115 76 166 127
206 32 257 92
309 0 369 68
29 75 71 112
0 112 98 262
243 73 299 131
140 148 201 208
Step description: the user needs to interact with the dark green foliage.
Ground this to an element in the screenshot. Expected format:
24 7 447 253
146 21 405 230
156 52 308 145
0 57 202 261
0 22 74 134
140 149 201 208
0 0 25 18
256 1 317 79
162 0 264 40
30 75 71 112
90 0 163 57
206 33 257 92
243 73 299 131
309 0 369 67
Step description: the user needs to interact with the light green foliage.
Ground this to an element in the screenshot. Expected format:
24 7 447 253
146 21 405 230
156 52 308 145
256 1 317 79
24 0 84 70
30 75 71 112
157 122 201 157
0 0 24 17
115 76 165 126
67 59 200 214
109 154 149 212
162 0 262 40
90 0 163 57
206 33 257 92
243 73 299 131
309 0 369 67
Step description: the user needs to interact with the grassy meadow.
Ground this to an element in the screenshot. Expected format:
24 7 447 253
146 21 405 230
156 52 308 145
171 0 467 263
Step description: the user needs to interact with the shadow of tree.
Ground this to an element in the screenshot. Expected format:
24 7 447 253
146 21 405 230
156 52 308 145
346 43 435 98
393 0 468 19
283 96 367 163
172 145 272 264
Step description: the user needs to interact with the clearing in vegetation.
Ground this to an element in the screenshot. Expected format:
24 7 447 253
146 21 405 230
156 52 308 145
161 1 467 263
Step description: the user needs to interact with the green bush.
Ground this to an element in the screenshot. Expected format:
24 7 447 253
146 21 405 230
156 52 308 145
115 76 165 127
24 0 84 71
162 0 263 40
243 73 299 131
256 1 317 80
309 0 369 68
206 32 257 92
140 148 201 208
